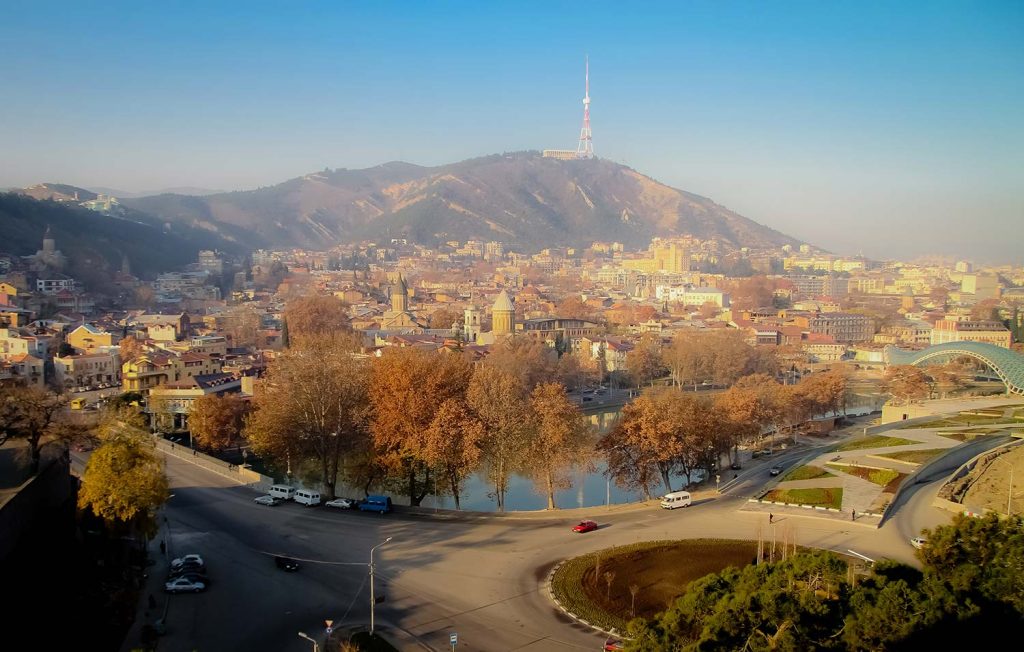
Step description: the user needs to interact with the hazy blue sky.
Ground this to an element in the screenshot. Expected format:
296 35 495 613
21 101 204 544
1 1 1021 262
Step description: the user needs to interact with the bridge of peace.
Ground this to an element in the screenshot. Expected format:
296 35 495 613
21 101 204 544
884 341 1024 396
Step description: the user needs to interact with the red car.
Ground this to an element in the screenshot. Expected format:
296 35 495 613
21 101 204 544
572 520 598 533
604 638 624 651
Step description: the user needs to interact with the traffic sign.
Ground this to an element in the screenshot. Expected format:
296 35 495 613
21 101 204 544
450 632 458 646
325 619 334 628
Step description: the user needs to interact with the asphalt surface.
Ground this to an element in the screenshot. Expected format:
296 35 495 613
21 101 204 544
124 434 971 652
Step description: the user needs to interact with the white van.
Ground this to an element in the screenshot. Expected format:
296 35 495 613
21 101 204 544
294 489 321 506
268 485 296 500
660 491 692 510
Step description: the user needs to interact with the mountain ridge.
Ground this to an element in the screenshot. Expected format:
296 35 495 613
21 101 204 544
20 153 803 252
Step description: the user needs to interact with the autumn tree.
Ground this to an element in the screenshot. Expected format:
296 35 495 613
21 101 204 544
119 336 147 363
370 347 473 505
665 332 710 389
599 387 690 498
467 365 530 511
0 385 66 473
526 383 594 509
484 336 559 390
245 334 369 498
799 369 849 417
284 294 351 339
927 364 967 399
78 412 168 537
222 304 261 348
428 306 463 330
714 383 773 461
557 295 592 320
423 398 484 509
188 393 248 452
628 333 665 387
884 365 932 405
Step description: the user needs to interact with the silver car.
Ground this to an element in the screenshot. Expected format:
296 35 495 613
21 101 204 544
254 495 282 506
165 577 206 593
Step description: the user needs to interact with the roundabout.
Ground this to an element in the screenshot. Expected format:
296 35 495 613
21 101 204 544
117 413 1003 652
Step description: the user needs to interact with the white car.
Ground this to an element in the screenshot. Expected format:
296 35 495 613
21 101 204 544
165 576 206 593
910 536 927 549
254 495 282 506
324 498 355 509
170 553 204 569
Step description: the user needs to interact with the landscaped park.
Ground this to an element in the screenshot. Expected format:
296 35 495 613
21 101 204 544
756 403 1024 518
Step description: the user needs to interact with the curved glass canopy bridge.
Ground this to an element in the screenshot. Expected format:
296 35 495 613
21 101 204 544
884 342 1024 396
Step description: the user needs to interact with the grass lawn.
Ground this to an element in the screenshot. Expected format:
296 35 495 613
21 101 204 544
781 465 834 482
762 487 844 510
826 464 903 488
550 539 758 631
349 631 399 652
874 448 946 464
837 435 915 451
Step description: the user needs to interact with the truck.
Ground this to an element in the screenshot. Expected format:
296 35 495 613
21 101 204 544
358 495 392 513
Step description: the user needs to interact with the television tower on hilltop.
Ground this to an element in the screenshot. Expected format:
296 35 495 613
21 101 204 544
576 57 594 159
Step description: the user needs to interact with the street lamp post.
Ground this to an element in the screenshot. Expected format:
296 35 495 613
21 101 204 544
297 631 319 652
370 536 393 636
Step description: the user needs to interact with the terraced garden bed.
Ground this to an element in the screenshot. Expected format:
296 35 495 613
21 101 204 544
837 435 915 451
762 487 844 510
827 464 905 491
874 448 946 464
781 465 834 481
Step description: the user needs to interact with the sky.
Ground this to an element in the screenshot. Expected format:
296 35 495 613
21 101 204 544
0 1 1021 263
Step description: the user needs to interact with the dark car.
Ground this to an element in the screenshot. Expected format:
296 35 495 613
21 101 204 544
769 465 784 476
730 461 742 470
170 561 206 576
275 556 300 572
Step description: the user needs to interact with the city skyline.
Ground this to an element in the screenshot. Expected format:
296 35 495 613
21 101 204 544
0 1 1021 263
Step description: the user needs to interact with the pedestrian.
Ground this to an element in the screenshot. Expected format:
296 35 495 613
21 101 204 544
159 540 166 555
851 508 856 521
148 594 156 610
769 513 774 524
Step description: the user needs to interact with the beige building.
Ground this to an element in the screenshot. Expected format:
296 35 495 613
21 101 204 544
808 313 874 343
122 352 223 392
930 318 1011 348
55 351 121 389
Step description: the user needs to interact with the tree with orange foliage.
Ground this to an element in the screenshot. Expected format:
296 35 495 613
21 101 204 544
484 337 559 390
467 365 530 511
423 398 484 510
119 336 147 363
369 347 472 505
599 387 684 499
883 365 932 405
188 393 248 452
284 294 350 339
244 334 368 498
526 383 594 509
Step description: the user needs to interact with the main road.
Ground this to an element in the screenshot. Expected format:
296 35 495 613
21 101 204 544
144 443 966 652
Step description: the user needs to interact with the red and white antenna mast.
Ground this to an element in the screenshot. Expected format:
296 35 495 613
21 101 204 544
576 56 594 159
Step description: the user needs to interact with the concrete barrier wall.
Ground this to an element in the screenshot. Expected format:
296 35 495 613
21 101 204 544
152 437 273 489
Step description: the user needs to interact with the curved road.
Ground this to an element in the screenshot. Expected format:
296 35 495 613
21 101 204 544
129 433 990 652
